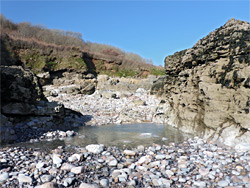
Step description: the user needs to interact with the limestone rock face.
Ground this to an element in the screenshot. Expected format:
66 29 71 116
162 18 250 146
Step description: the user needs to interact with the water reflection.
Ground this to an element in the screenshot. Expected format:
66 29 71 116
65 123 193 148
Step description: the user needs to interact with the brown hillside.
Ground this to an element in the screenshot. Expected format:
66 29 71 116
0 14 164 77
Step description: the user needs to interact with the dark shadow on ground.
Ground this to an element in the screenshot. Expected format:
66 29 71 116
0 104 93 148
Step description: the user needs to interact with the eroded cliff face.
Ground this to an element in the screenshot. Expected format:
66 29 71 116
0 66 63 143
0 66 89 144
163 18 250 146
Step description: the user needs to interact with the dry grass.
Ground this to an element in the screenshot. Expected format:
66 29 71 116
1 14 164 76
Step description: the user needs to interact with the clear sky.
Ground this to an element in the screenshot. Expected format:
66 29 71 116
1 0 249 66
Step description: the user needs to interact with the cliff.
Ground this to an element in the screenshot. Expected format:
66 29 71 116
162 18 250 146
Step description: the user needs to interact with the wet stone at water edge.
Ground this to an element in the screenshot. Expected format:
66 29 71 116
0 137 250 187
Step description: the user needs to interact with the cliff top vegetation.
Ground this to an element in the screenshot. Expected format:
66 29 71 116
1 14 164 77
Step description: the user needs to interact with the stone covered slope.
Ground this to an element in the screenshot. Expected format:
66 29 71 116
163 18 250 146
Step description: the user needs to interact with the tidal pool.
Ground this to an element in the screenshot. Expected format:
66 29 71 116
11 123 193 150
68 123 193 148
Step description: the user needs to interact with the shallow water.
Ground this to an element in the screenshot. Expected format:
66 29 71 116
71 123 193 148
11 123 193 150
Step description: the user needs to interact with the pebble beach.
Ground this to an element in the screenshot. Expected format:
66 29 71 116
1 137 250 187
1 88 250 187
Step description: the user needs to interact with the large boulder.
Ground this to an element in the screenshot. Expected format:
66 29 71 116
1 65 44 104
161 18 250 146
0 66 66 143
1 66 64 116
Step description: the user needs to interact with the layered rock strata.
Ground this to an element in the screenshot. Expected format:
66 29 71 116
161 18 250 146
0 66 86 144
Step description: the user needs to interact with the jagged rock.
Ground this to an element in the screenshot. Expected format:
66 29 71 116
161 18 250 146
97 75 159 92
86 144 104 154
0 66 64 116
37 72 51 86
150 76 166 95
46 71 96 95
80 82 95 95
1 65 44 104
0 65 68 144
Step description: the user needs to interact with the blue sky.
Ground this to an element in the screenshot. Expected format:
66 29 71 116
1 1 249 66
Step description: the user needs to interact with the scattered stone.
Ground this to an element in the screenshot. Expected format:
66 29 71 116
108 159 118 167
127 180 136 186
68 153 83 162
79 182 100 188
61 163 75 171
152 179 162 186
86 144 104 154
63 178 74 187
178 177 186 183
165 170 174 178
52 154 62 164
218 180 229 187
40 175 53 183
137 145 145 152
124 150 136 156
36 161 45 169
18 174 33 183
199 168 210 176
66 130 74 137
193 181 206 187
162 137 168 141
100 179 109 187
155 154 166 160
0 172 9 182
35 182 55 188
235 143 250 152
71 166 84 174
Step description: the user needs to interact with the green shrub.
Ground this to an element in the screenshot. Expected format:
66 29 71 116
149 68 165 76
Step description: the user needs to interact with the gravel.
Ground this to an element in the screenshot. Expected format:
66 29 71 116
0 138 249 187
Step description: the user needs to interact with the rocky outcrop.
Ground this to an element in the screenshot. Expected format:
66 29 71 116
1 33 98 95
1 33 164 97
0 66 61 143
41 71 96 97
1 65 44 104
161 18 250 146
1 31 163 81
97 75 161 93
0 66 88 144
0 66 63 116
0 33 95 73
